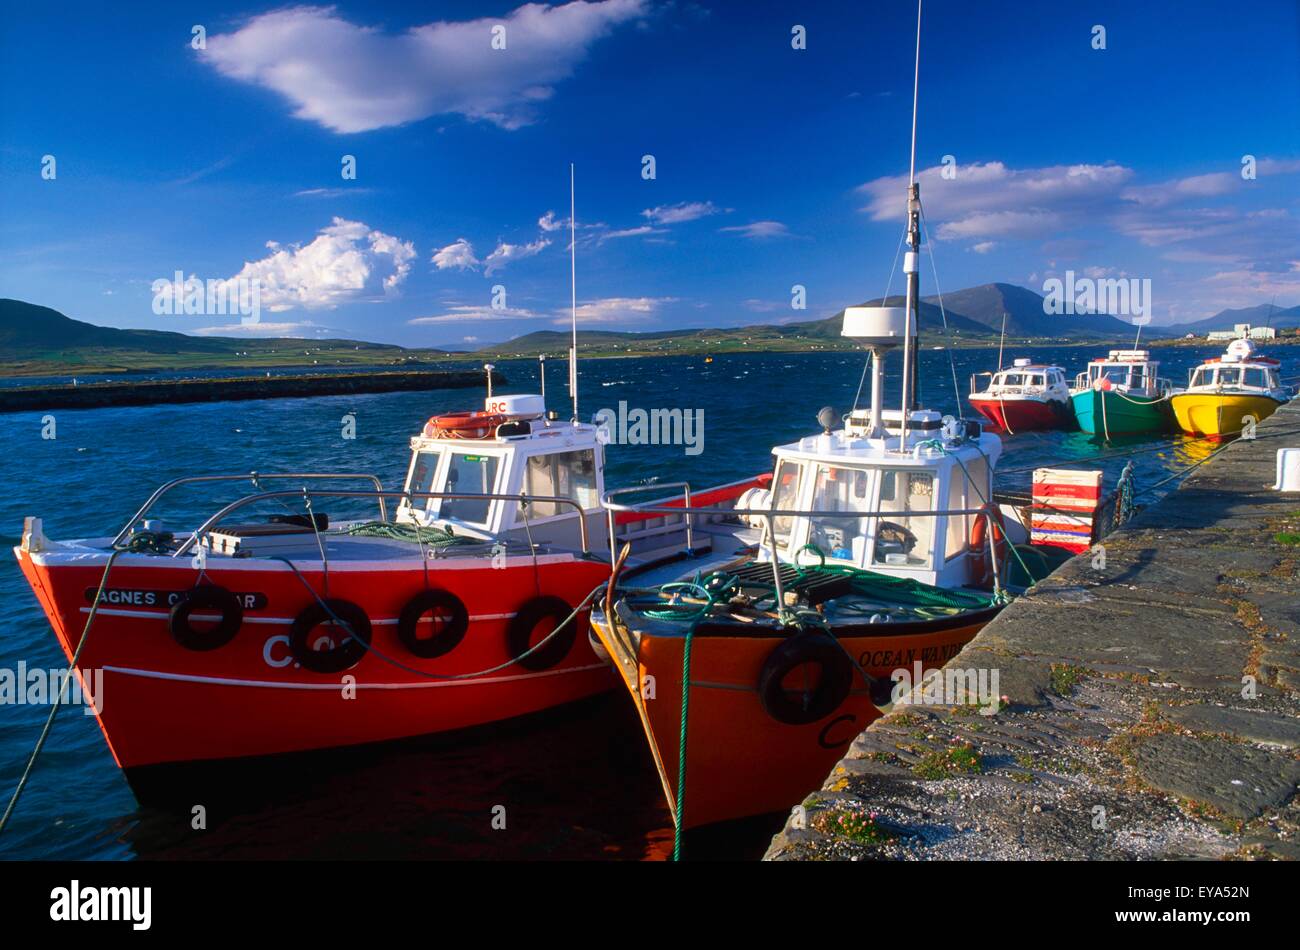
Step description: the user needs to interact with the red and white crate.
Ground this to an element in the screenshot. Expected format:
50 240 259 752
1030 468 1102 553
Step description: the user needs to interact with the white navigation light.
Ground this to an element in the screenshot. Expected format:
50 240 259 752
842 306 912 345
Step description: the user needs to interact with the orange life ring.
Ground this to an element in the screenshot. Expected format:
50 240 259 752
969 504 1008 586
423 411 507 439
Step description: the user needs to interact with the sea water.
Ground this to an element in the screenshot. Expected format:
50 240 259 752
0 345 1293 860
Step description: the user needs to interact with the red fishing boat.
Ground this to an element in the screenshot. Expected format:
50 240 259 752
14 389 628 792
968 359 1073 433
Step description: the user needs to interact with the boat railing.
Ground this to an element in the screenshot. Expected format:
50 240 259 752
599 491 1009 603
167 489 590 557
602 482 694 558
113 472 389 548
1071 372 1174 397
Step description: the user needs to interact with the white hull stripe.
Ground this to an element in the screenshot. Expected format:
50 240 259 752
80 606 518 624
100 662 609 691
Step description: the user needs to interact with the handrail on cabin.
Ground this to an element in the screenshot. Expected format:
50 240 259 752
170 489 589 558
113 472 388 547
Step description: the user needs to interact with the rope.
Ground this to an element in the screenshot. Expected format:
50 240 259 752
344 521 474 546
0 535 141 835
919 210 963 417
673 619 696 861
268 555 602 681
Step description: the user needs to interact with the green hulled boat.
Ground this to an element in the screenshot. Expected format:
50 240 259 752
1070 349 1173 437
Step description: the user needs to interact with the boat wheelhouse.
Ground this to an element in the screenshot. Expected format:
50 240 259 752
1171 338 1292 439
1069 349 1173 437
968 358 1072 432
397 393 606 552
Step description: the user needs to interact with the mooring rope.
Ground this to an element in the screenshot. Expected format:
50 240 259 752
0 538 138 836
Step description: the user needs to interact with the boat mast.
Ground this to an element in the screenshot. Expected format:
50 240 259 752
569 163 579 422
900 0 923 446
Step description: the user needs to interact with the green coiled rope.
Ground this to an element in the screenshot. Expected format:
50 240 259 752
343 520 477 547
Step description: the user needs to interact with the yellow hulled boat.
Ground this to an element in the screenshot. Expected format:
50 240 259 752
1170 339 1292 440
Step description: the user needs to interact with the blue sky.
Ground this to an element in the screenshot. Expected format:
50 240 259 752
1 0 1297 347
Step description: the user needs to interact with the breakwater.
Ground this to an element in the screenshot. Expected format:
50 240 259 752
766 402 1300 860
0 370 500 413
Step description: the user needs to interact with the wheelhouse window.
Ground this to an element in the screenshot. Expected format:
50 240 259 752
440 453 500 526
1218 367 1241 387
519 450 597 518
1091 365 1128 386
945 457 988 561
1191 367 1212 387
873 470 935 568
807 466 871 562
407 450 441 505
1243 367 1268 389
769 460 802 550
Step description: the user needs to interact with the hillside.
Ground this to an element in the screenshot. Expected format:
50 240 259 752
0 298 451 375
4 286 1290 376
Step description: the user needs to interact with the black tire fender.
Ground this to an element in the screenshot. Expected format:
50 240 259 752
169 586 243 651
506 596 577 671
289 599 371 673
397 589 469 659
758 632 853 725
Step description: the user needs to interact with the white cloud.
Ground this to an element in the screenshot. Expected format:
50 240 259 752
432 235 549 274
559 296 676 325
600 225 666 241
484 238 549 275
295 187 373 198
969 241 997 254
192 320 327 337
200 2 647 133
642 201 724 225
719 220 792 240
408 305 540 324
219 217 415 312
858 161 1133 240
432 238 480 271
938 210 1062 240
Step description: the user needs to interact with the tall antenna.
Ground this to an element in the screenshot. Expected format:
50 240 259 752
569 162 579 422
899 0 923 447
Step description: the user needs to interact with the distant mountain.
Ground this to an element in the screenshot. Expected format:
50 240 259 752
1167 303 1300 335
919 282 1170 339
477 282 1167 358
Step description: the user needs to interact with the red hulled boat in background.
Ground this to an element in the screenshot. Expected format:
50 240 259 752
968 359 1073 433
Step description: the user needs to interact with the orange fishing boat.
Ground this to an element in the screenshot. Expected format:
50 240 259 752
587 6 1080 835
591 291 1034 831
